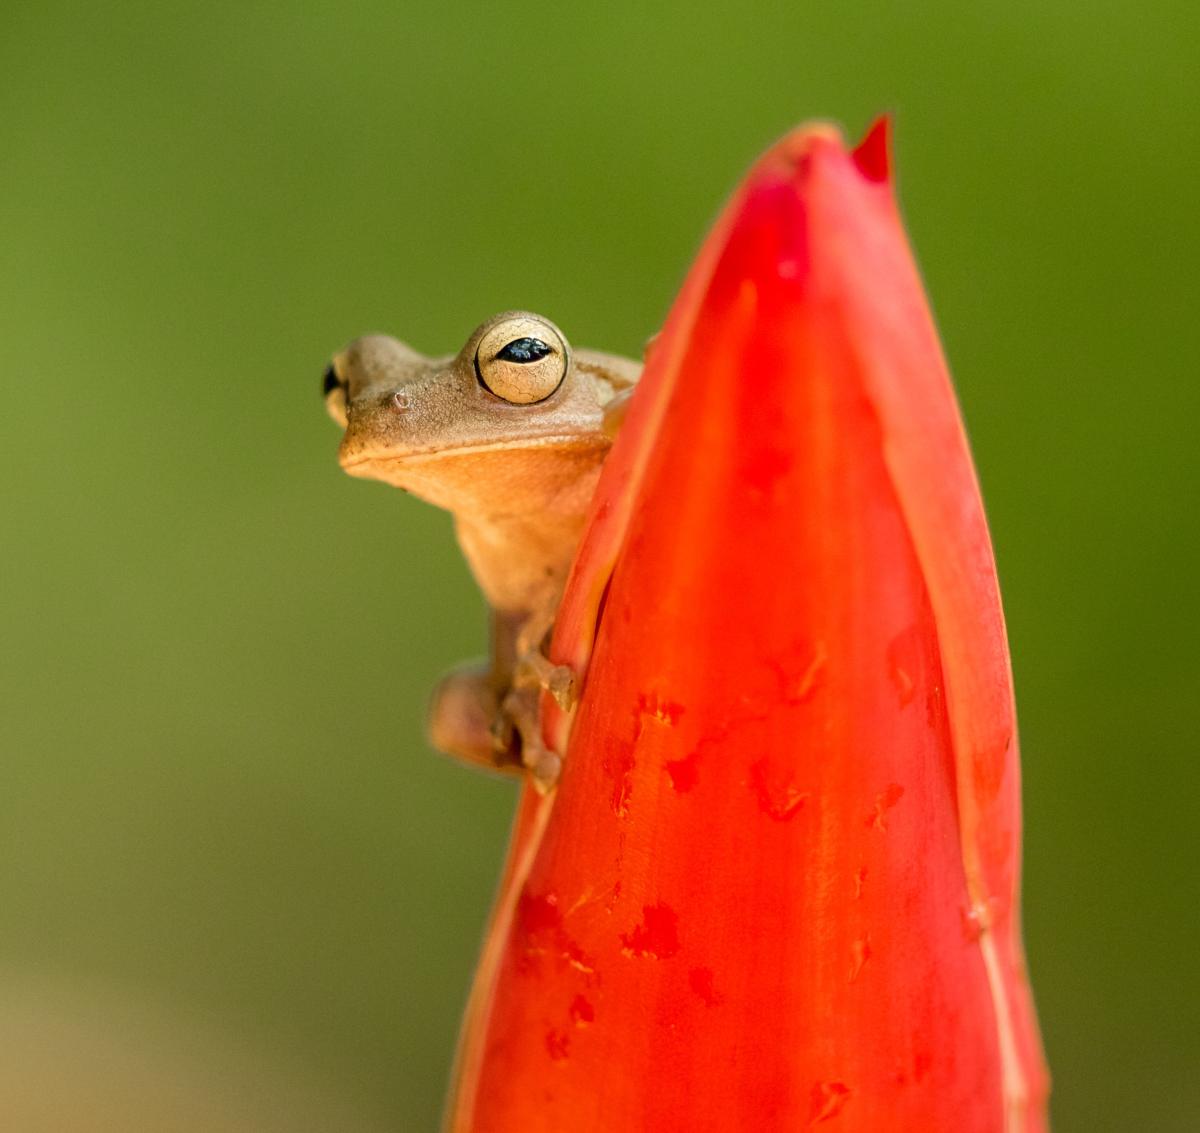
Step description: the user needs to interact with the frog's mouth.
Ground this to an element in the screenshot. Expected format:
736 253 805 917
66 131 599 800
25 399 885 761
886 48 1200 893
339 431 609 472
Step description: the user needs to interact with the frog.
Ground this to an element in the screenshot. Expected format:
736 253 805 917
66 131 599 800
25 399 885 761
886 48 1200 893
323 311 640 790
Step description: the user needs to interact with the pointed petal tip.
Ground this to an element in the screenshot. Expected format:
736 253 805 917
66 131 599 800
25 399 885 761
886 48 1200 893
852 114 893 183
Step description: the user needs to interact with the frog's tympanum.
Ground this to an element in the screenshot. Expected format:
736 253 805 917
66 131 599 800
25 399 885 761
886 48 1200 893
324 312 639 789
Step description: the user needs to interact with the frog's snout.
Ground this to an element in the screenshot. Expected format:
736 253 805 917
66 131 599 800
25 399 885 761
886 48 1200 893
322 364 339 398
322 358 349 428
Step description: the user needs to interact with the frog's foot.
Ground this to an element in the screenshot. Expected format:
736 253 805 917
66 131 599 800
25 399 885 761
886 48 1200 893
428 662 520 776
499 683 563 794
511 608 579 711
514 649 578 712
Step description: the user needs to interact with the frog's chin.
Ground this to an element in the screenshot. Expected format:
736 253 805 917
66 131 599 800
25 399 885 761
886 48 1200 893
338 434 611 513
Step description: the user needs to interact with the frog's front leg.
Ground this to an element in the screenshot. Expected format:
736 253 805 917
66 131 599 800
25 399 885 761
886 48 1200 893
512 606 578 712
484 608 572 791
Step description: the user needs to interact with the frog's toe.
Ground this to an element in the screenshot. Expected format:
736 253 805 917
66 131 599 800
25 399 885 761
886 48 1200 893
529 749 563 794
545 664 577 711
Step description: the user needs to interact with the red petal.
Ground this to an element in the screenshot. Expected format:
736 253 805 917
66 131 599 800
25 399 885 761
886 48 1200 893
449 122 1048 1132
852 113 893 183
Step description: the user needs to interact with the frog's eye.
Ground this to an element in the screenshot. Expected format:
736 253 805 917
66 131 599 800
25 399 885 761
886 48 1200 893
323 362 349 427
475 315 569 404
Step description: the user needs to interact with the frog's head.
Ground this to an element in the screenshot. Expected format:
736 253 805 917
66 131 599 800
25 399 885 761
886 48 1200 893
323 311 636 513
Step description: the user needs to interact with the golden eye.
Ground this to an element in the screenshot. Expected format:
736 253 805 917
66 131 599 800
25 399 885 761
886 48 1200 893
475 315 569 404
323 361 348 427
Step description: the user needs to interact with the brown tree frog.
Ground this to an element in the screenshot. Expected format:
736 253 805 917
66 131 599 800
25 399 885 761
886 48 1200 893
323 312 639 789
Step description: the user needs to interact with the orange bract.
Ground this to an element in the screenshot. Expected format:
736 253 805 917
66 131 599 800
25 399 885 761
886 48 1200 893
447 119 1048 1133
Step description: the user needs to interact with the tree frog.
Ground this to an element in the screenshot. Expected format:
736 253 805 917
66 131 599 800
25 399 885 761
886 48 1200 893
323 311 639 789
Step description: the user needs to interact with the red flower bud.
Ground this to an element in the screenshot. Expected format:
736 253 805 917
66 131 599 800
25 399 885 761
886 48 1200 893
447 118 1049 1133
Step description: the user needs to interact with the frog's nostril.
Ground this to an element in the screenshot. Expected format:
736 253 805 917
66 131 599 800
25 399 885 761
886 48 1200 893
391 391 412 412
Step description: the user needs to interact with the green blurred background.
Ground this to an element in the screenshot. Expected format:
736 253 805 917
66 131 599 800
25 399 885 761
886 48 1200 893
2 2 1196 1129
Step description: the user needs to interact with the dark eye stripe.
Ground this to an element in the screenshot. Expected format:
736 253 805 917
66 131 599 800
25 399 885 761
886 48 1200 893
495 337 551 364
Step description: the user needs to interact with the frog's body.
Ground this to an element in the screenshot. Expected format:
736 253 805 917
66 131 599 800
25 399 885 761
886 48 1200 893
324 312 639 786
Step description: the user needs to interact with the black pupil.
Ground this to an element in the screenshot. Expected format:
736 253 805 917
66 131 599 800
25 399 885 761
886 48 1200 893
322 364 341 396
496 337 551 364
